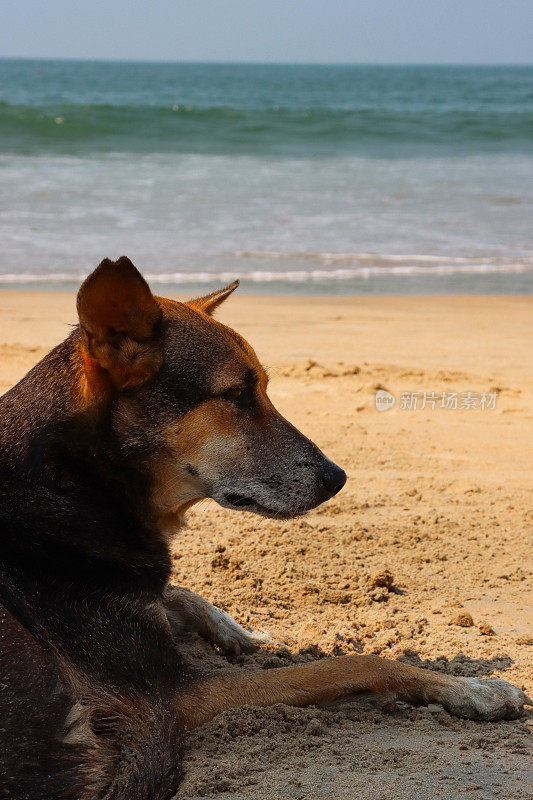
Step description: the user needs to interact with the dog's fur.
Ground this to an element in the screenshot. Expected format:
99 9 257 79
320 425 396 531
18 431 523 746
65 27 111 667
0 257 529 799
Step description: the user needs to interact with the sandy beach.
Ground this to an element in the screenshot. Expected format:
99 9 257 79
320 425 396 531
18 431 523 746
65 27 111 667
1 290 532 799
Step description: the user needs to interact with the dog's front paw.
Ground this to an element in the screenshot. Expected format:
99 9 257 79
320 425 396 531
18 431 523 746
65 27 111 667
440 676 531 721
164 586 270 656
204 608 270 656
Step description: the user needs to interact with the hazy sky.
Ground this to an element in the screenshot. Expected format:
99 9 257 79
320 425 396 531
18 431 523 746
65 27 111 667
2 0 532 64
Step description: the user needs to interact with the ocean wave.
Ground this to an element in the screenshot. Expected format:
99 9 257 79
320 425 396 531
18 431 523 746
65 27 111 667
1 256 531 285
1 101 533 156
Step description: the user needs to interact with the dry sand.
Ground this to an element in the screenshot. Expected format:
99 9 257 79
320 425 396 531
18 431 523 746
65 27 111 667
1 291 532 799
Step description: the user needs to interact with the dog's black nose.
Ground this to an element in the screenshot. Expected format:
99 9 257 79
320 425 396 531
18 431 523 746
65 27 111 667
321 462 347 498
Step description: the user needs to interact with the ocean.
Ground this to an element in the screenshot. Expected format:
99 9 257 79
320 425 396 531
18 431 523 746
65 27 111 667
0 60 532 295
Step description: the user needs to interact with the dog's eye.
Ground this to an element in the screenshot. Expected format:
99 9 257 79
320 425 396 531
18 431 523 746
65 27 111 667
220 386 256 410
222 387 245 403
218 374 258 410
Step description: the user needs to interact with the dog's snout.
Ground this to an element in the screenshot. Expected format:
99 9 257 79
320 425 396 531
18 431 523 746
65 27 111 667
321 462 346 498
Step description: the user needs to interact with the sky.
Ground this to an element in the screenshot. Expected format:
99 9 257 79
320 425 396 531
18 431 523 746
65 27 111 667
1 0 532 64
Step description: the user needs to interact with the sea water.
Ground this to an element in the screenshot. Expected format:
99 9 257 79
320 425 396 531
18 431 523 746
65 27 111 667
0 60 532 294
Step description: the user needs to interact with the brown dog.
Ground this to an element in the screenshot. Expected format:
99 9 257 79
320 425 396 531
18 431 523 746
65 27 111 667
0 257 529 799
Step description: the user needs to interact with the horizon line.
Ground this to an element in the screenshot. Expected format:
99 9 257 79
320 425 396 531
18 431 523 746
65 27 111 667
0 56 532 68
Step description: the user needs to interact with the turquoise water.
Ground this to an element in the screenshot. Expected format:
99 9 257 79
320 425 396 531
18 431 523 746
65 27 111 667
0 60 532 293
2 62 533 157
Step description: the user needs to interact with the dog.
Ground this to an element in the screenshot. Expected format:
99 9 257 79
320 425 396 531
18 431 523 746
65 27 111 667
0 256 529 799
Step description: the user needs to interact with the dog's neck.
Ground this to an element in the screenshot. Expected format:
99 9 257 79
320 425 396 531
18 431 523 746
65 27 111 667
1 328 196 530
0 330 172 594
0 329 89 458
0 330 182 686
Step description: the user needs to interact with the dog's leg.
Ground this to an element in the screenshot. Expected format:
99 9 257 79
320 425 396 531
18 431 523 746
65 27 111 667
177 654 530 729
163 586 268 656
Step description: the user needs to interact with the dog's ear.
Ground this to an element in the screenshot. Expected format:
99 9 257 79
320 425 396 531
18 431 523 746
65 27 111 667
187 280 239 316
77 256 163 389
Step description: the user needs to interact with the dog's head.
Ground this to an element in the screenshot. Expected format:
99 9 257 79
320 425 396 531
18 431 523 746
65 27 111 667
77 257 346 528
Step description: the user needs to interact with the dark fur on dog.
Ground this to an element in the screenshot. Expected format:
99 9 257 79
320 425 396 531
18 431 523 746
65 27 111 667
0 333 187 798
0 258 529 799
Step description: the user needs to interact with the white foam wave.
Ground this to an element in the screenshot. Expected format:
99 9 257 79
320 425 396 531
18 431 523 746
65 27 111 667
0 256 531 285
